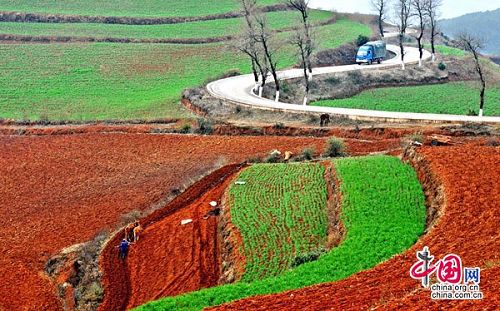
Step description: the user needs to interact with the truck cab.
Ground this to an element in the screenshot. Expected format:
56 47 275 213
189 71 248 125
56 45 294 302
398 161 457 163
356 41 386 65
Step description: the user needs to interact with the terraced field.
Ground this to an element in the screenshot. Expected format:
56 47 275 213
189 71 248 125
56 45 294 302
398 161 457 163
135 156 426 311
312 82 500 116
229 163 328 282
0 20 370 121
0 0 280 17
0 10 332 40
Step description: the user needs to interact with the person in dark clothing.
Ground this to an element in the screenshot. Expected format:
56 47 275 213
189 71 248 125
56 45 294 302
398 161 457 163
118 239 130 260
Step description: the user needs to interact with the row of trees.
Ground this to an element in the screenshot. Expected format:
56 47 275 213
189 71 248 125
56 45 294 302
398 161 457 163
371 0 442 68
372 0 486 115
237 0 314 105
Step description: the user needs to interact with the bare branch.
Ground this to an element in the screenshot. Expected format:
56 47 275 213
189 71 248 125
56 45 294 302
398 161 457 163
456 32 487 116
370 0 388 37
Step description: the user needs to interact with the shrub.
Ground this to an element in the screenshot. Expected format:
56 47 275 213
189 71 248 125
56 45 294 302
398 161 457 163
291 248 326 268
273 122 285 130
407 133 424 144
264 152 281 163
467 109 478 116
301 147 315 161
195 118 213 134
356 35 369 47
179 123 191 134
323 137 346 158
438 62 446 71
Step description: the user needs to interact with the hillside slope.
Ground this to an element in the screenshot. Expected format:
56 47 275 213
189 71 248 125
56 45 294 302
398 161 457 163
440 9 500 56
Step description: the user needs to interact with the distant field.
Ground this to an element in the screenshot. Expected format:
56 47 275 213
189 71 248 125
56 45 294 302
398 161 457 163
229 163 328 282
0 0 280 17
425 44 466 57
312 82 500 116
0 19 370 121
0 10 332 40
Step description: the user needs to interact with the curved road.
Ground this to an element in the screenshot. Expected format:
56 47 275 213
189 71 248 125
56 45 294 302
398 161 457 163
207 43 500 123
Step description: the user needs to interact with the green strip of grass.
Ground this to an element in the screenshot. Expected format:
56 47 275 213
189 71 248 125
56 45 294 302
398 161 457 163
424 44 466 56
229 163 328 282
0 10 332 40
0 19 370 121
311 82 500 116
134 156 426 311
0 0 280 18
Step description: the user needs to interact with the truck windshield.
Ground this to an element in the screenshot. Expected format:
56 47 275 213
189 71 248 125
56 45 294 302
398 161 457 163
357 47 370 56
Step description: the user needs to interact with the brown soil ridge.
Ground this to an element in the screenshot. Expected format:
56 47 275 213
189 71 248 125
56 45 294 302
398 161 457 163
323 161 345 250
218 169 247 285
98 163 245 311
0 4 289 25
208 144 499 310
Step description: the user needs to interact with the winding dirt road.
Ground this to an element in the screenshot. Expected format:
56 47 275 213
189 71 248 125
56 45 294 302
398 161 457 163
207 42 500 123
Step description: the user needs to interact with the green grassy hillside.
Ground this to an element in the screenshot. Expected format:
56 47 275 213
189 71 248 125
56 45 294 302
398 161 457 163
134 156 426 311
0 0 280 17
312 82 500 116
0 19 370 121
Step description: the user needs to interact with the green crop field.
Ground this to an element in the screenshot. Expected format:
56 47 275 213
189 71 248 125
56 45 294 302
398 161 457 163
0 10 333 40
229 163 328 282
430 44 466 56
0 0 280 18
0 19 370 121
134 156 426 311
312 82 500 116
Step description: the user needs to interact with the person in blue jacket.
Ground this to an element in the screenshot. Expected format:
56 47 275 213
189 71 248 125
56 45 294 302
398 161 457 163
118 239 130 260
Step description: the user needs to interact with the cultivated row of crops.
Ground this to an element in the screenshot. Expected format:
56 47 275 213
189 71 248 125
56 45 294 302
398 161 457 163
229 163 328 282
135 155 426 311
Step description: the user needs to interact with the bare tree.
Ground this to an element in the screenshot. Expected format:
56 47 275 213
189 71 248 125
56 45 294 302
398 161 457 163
411 0 428 67
393 0 413 70
289 28 315 105
457 32 487 117
287 0 314 80
237 0 269 96
254 13 281 101
371 0 388 38
425 0 442 62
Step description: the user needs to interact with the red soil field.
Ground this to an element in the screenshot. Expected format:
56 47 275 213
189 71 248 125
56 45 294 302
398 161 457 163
0 133 330 311
210 144 499 310
99 164 244 310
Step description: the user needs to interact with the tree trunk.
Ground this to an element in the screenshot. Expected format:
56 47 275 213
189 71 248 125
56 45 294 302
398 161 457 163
479 81 485 117
430 25 436 62
399 34 405 70
379 15 384 38
417 37 423 67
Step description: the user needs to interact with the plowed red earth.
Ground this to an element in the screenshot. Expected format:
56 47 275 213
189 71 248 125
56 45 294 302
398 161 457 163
210 144 499 310
0 133 331 311
99 164 243 310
